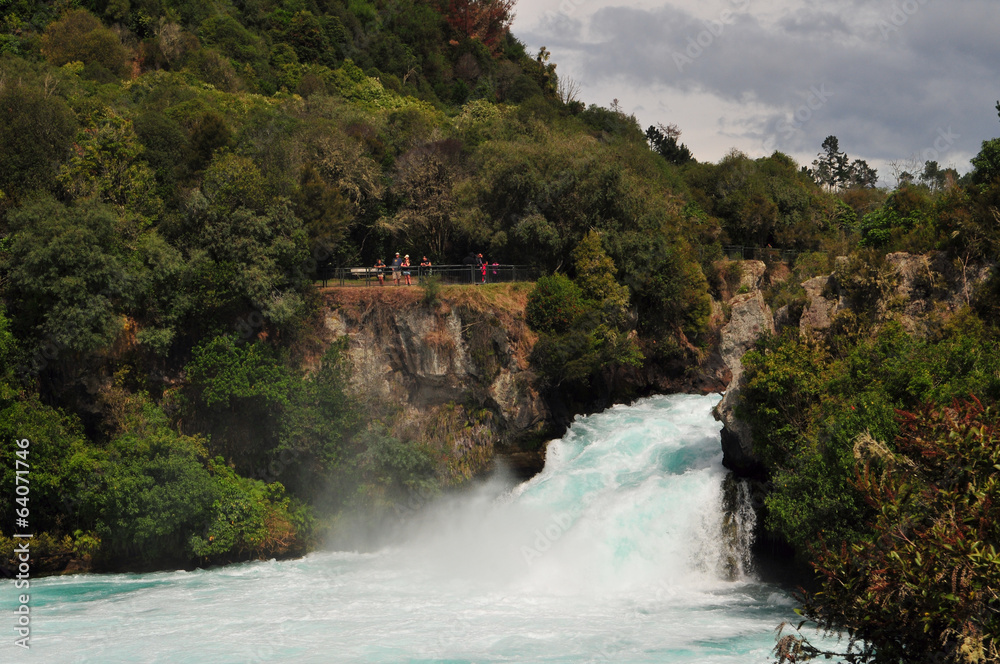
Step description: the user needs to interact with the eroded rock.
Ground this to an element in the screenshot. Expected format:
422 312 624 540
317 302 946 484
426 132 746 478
715 291 774 476
799 275 839 334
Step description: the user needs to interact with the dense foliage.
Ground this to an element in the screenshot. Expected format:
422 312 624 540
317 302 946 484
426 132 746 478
775 399 1000 663
741 311 1000 553
1 0 584 567
1 13 1000 661
525 231 642 395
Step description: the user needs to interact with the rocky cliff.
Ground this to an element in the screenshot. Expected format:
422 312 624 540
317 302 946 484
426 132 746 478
319 280 733 480
714 252 993 477
321 284 551 478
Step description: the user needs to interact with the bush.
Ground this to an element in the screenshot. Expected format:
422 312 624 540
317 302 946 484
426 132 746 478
525 273 586 335
189 459 305 560
354 425 439 510
92 404 219 563
420 274 442 305
740 314 1000 553
786 399 1000 663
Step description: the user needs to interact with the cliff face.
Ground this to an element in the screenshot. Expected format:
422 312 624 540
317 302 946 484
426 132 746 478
715 287 775 477
319 253 987 485
715 252 993 476
321 285 551 476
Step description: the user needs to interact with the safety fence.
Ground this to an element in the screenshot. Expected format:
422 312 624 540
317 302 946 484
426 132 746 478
720 245 809 264
316 264 542 287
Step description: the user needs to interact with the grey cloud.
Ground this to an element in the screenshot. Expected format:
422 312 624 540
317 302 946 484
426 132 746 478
519 0 999 169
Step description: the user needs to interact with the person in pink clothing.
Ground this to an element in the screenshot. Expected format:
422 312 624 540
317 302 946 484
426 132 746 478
402 254 412 285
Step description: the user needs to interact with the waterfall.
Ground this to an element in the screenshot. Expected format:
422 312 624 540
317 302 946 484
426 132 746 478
2 394 816 664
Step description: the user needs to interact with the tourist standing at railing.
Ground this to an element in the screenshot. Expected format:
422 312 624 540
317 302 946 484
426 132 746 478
420 256 431 278
463 251 477 284
374 258 386 286
391 252 402 285
477 253 486 284
402 255 412 286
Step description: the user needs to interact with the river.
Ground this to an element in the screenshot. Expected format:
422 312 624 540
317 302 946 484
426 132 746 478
2 394 820 663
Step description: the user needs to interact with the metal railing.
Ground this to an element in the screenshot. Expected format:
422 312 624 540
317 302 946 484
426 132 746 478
315 264 542 287
721 245 806 263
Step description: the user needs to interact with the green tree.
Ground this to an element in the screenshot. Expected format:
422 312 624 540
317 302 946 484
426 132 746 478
0 307 103 537
812 135 849 190
59 109 161 221
571 230 642 366
93 402 218 563
971 138 1000 186
382 140 459 258
4 198 128 357
188 459 305 561
525 273 586 335
41 9 131 79
0 80 76 209
645 123 693 165
292 163 352 255
175 184 309 328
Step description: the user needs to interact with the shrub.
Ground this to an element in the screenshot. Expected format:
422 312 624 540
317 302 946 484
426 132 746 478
421 274 442 305
785 399 1000 663
189 459 305 560
92 404 218 563
525 273 585 334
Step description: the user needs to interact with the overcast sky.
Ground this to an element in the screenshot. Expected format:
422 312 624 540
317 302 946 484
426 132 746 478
512 0 999 184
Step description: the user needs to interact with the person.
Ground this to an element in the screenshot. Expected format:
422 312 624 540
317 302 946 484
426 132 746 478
477 253 486 284
391 252 402 286
402 254 412 286
420 256 432 278
374 258 385 286
463 251 477 284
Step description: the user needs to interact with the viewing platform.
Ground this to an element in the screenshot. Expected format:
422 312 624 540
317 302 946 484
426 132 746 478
315 264 542 287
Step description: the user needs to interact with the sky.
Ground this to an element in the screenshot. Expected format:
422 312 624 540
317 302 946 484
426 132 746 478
512 0 1000 184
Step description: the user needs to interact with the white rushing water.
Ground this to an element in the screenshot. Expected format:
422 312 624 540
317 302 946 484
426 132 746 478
2 394 808 663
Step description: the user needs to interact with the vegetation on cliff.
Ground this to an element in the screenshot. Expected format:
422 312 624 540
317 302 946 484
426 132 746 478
1 14 1000 659
738 113 1000 659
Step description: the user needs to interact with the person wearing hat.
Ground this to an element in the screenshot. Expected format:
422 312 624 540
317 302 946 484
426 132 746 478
391 252 402 285
402 254 412 286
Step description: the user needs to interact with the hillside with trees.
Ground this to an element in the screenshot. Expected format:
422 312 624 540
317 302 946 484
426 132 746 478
1 3 1000 657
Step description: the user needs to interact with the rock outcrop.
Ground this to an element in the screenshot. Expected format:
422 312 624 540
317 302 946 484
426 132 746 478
322 287 550 477
715 290 774 476
716 251 994 478
799 275 839 334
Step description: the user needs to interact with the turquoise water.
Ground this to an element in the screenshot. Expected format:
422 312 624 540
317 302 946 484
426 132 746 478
2 394 813 663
